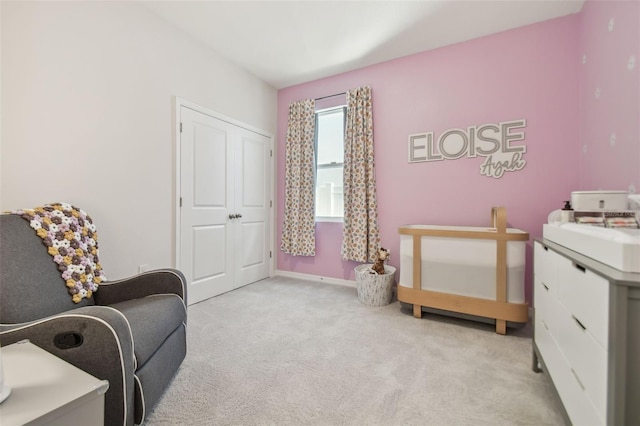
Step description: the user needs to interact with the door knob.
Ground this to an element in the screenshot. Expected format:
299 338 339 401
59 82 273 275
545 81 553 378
236 213 242 219
228 214 236 220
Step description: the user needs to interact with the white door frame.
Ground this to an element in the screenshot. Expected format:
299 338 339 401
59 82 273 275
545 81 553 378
174 97 275 285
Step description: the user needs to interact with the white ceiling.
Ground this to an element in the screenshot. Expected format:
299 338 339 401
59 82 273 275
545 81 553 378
142 0 585 89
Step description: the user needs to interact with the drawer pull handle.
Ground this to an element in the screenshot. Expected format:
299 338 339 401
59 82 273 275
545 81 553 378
543 246 548 251
574 263 586 273
571 368 586 390
541 319 549 330
572 315 587 331
542 282 549 291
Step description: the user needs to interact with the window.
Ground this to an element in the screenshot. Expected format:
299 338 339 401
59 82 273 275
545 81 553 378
315 106 345 220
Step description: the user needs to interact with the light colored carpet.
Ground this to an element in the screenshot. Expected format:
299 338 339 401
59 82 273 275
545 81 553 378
145 276 566 425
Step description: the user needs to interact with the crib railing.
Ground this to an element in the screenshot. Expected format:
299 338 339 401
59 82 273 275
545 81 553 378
398 206 530 335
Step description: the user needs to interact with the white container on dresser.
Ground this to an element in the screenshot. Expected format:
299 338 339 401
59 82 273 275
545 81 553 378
533 238 640 426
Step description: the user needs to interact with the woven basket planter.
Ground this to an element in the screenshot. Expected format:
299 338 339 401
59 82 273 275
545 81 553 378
355 264 396 307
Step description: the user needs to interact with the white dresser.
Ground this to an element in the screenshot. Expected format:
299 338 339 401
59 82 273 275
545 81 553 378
0 340 109 426
533 239 640 425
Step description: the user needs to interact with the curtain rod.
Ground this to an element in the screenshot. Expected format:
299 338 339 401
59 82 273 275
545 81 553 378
315 92 346 101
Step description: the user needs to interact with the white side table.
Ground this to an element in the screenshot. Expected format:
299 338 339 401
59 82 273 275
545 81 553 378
0 340 108 426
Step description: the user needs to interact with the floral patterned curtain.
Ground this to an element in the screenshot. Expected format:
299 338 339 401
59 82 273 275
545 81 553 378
281 99 317 256
341 86 380 262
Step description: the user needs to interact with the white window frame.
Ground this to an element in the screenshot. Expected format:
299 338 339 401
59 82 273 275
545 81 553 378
314 105 346 222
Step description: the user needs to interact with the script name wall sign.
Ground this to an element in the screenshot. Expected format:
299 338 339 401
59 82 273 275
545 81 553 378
408 119 527 178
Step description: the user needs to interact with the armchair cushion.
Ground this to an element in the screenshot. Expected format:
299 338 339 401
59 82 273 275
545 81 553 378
0 214 94 324
110 294 186 368
9 203 107 304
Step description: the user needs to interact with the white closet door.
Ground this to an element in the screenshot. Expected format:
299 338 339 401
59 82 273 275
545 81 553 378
180 107 234 304
179 105 272 305
234 127 271 287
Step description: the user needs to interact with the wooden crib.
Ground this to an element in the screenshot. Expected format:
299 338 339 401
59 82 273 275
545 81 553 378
397 206 530 335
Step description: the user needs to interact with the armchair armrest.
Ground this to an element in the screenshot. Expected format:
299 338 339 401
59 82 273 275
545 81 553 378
0 305 136 426
94 268 187 306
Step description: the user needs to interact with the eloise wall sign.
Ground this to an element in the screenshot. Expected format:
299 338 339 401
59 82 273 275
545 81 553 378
408 119 527 178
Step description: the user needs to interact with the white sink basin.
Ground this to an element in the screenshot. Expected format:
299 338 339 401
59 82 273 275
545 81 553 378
543 223 640 272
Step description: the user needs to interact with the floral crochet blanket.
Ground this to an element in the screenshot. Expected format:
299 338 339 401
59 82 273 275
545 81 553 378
11 203 107 303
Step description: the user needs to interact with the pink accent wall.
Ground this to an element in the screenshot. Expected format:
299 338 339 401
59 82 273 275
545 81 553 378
277 14 583 303
578 0 640 193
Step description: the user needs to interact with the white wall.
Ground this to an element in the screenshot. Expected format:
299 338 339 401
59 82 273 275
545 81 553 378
1 1 277 278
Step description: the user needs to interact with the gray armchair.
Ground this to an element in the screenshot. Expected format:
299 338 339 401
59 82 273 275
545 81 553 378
0 213 187 426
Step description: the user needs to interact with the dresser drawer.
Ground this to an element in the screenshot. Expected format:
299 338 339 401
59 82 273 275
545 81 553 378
535 315 561 375
535 275 568 340
557 256 609 348
534 242 559 293
535 316 604 426
534 276 558 329
550 301 608 418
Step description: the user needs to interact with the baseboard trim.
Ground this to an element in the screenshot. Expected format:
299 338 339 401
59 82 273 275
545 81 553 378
274 270 356 288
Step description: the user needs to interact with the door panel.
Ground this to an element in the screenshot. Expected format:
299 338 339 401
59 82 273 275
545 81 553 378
192 225 226 279
180 107 234 304
242 138 266 207
235 129 271 287
240 221 265 267
193 128 227 206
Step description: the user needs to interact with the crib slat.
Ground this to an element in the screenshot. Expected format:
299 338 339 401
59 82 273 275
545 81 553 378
397 286 529 323
412 234 422 318
398 227 528 241
496 240 508 334
494 207 508 334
